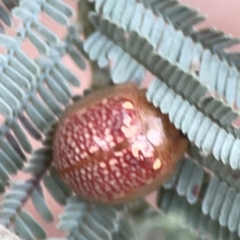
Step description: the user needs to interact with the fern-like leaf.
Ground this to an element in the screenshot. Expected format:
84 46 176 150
59 196 135 240
83 14 240 172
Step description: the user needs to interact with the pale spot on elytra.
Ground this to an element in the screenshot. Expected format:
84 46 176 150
104 128 110 135
131 139 153 159
121 126 138 138
132 146 139 158
93 136 108 148
80 152 88 159
123 101 134 109
109 158 118 165
105 135 113 142
84 133 90 139
147 129 162 146
123 116 132 127
109 141 115 147
89 145 98 153
80 168 86 174
102 98 108 104
153 158 161 170
99 162 106 168
75 147 80 154
115 151 123 157
103 169 108 174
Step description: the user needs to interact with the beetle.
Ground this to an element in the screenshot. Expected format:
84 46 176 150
53 83 188 205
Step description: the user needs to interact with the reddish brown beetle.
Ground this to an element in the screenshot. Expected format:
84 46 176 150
53 83 188 205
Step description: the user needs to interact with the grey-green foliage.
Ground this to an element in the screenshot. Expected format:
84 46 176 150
144 158 239 240
138 0 240 64
0 0 83 175
0 0 86 239
0 1 20 32
0 0 82 174
0 0 240 240
87 0 240 109
158 188 240 240
162 157 240 236
59 196 135 240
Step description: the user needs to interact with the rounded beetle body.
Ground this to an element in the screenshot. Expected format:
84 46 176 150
53 83 188 204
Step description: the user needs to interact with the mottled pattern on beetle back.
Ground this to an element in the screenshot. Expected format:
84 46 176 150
53 97 163 202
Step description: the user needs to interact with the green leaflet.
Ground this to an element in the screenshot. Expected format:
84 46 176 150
89 0 240 111
59 196 134 240
0 0 85 238
19 210 47 239
158 157 240 237
31 188 54 222
0 0 84 197
15 216 35 240
43 175 69 205
158 188 240 240
188 145 240 192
